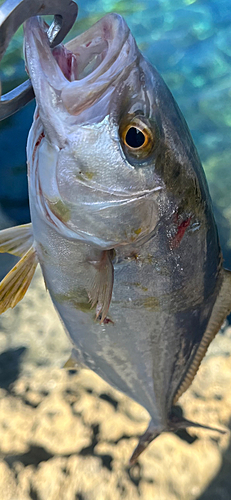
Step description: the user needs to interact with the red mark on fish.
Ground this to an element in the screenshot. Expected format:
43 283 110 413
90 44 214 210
32 131 45 163
103 317 114 325
170 216 191 249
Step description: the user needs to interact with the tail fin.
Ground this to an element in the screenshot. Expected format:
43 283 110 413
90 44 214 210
129 414 226 465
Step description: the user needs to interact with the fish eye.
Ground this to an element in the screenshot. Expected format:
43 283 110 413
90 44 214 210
124 126 146 149
120 117 154 159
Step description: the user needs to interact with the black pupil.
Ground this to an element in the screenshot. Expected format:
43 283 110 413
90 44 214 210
125 127 145 148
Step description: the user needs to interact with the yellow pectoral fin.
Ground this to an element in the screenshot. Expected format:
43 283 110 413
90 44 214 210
0 223 33 256
0 246 38 314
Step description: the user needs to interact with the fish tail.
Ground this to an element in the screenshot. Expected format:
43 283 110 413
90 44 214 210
168 409 226 435
129 420 161 466
129 413 226 465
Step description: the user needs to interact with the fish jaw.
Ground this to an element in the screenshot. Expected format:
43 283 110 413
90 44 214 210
24 14 139 144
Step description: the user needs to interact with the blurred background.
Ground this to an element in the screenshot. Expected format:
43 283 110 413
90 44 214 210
0 1 231 499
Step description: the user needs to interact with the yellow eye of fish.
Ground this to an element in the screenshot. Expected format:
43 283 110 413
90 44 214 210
120 118 154 158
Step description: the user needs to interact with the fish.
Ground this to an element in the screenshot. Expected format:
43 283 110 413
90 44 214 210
0 13 231 464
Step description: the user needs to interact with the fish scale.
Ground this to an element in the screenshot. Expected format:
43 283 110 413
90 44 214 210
0 12 231 463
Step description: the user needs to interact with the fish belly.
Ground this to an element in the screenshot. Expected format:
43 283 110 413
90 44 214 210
30 204 219 428
31 212 170 427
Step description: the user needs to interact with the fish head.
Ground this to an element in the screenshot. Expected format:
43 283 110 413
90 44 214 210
24 14 205 249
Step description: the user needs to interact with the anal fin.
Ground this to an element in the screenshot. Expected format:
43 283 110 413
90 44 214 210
0 246 38 314
174 268 231 404
0 223 33 256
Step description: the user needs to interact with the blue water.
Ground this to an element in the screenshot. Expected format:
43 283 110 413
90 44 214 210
0 0 231 263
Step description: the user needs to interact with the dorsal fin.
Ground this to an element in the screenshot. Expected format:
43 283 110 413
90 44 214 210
174 268 231 404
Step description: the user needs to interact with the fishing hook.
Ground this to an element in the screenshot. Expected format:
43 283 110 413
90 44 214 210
0 0 78 120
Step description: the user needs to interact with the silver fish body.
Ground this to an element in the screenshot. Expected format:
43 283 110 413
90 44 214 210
0 13 230 461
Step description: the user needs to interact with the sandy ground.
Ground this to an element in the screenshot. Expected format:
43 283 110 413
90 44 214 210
0 267 231 500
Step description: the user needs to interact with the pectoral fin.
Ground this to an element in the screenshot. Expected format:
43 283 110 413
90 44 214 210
88 250 114 323
174 268 231 404
0 246 38 314
0 223 33 256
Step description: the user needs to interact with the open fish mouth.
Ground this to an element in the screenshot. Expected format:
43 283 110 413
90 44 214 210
24 13 138 117
25 14 161 246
